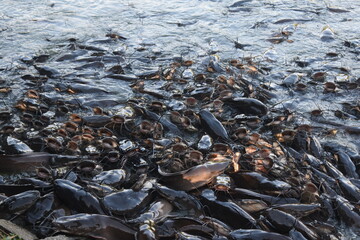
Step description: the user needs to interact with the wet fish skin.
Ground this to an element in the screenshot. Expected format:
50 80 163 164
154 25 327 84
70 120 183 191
336 177 360 202
230 188 299 205
231 199 268 215
230 229 292 240
224 97 268 117
0 152 54 173
289 229 307 240
0 190 40 219
53 213 136 240
336 151 359 179
272 203 321 218
310 167 336 186
264 209 318 240
324 160 345 179
230 171 291 192
34 65 60 78
199 110 230 141
309 136 323 159
304 154 323 168
200 189 259 229
156 217 206 238
334 195 360 232
103 189 152 217
26 192 54 224
54 179 106 215
158 161 230 191
82 115 112 128
155 184 203 216
128 199 173 224
319 193 336 220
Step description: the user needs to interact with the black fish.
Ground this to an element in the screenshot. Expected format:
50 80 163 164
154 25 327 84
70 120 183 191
224 97 268 116
230 229 291 240
200 189 259 229
199 110 229 141
54 179 105 214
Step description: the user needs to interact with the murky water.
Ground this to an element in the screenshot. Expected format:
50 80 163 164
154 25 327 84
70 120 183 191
0 0 360 238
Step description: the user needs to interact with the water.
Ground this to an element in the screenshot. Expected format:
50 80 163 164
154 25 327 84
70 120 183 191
0 0 359 171
1 0 359 63
0 0 360 238
3 0 359 137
